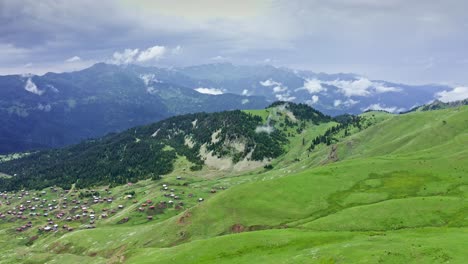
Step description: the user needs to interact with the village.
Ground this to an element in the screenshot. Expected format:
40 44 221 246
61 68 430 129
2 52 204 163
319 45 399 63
0 175 225 240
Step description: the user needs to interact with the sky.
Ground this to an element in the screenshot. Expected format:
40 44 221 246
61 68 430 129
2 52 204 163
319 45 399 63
1 0 467 85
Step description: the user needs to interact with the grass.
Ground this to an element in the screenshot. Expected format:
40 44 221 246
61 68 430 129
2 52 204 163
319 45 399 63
242 109 270 122
125 228 468 264
0 106 467 263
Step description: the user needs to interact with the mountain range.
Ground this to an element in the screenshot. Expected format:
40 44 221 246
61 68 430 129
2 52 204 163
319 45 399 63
0 62 455 154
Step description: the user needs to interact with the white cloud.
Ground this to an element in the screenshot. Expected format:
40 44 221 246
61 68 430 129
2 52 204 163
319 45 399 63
311 95 319 103
242 89 250 96
195 87 224 95
110 45 167 64
335 99 359 108
275 93 295 101
325 78 373 97
260 79 281 87
255 125 274 134
260 79 288 94
306 95 319 105
146 86 158 94
210 55 229 61
65 56 81 63
373 82 402 93
46 84 59 93
139 74 161 86
110 48 139 64
302 79 326 94
273 85 287 93
324 78 403 96
344 99 359 107
260 79 288 93
436 87 468 102
137 45 166 62
241 99 249 104
24 78 44 95
364 104 405 113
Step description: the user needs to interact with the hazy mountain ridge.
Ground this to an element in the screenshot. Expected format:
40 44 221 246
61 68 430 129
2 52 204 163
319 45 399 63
0 62 459 154
173 63 452 115
0 63 268 154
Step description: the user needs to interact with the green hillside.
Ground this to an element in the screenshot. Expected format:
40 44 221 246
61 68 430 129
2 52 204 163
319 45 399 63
0 103 332 191
0 105 466 263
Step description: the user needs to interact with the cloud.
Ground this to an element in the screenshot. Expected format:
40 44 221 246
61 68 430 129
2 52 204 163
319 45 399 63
1 1 468 84
273 85 287 93
260 79 288 93
325 78 373 97
364 104 405 113
139 73 163 94
109 45 166 64
306 95 319 105
46 84 59 93
255 125 274 134
436 87 468 102
373 83 402 93
301 79 326 94
323 78 402 97
260 79 281 87
146 86 158 95
24 78 44 95
210 55 229 61
110 48 139 65
275 93 295 101
334 98 359 108
65 56 81 63
194 87 224 95
137 45 166 62
311 95 319 103
241 98 249 104
139 74 161 86
242 89 250 96
343 98 359 107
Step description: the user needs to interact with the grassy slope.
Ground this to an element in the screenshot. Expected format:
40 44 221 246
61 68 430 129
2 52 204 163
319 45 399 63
1 106 467 263
124 106 468 262
126 228 467 264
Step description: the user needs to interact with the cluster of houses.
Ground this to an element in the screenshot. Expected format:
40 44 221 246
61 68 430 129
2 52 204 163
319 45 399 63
0 187 126 234
1 177 226 236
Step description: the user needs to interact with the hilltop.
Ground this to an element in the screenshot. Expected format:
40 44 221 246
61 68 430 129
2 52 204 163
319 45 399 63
409 98 468 112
